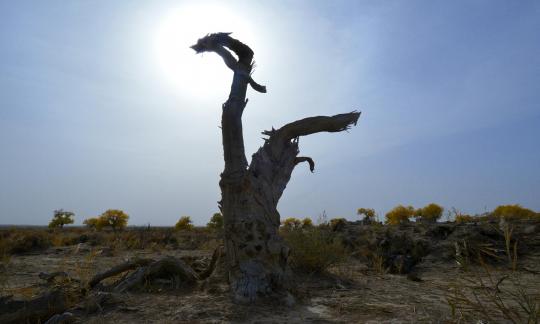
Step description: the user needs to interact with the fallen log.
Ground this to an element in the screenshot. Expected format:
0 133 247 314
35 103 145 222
88 257 154 288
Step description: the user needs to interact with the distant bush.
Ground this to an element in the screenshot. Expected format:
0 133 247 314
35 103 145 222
48 209 74 229
329 218 347 231
415 203 444 223
301 217 313 228
492 204 538 221
385 205 415 225
97 209 129 232
357 208 376 221
83 217 99 230
206 213 224 231
9 231 51 254
283 227 346 273
282 218 302 231
175 216 194 231
455 214 476 223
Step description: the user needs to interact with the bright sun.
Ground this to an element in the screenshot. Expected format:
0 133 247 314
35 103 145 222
155 5 256 99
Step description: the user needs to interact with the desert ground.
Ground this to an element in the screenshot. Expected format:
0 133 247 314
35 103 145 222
1 219 540 323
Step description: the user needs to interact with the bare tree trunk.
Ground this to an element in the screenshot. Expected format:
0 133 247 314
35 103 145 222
191 33 360 303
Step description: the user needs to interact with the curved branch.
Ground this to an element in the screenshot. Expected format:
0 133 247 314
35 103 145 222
277 111 361 142
294 156 315 172
191 33 266 93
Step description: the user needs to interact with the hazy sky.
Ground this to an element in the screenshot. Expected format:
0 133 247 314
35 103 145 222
1 1 539 225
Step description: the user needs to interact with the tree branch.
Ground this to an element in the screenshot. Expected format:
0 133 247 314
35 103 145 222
191 33 266 93
294 156 315 172
276 111 361 142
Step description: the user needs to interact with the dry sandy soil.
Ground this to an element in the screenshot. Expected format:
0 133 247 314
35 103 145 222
1 222 540 323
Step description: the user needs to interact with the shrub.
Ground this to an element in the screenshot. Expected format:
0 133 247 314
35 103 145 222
492 204 538 221
206 213 224 231
283 227 346 273
329 218 347 231
357 208 376 221
48 209 74 229
281 218 302 231
385 205 415 225
175 216 194 231
415 203 444 223
455 214 475 223
301 218 313 228
97 209 129 232
83 217 99 230
9 231 51 254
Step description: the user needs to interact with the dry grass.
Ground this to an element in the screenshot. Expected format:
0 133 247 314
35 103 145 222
446 263 540 323
283 227 347 274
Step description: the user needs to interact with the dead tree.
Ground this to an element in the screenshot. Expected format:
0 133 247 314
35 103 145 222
191 33 360 303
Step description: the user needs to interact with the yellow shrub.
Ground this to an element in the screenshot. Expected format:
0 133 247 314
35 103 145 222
175 216 194 231
83 217 99 230
301 218 313 228
385 205 414 225
415 203 444 222
282 218 302 231
97 209 129 232
492 204 538 221
357 208 376 220
329 218 347 231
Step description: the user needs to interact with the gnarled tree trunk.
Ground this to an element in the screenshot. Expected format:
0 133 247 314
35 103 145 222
191 33 360 303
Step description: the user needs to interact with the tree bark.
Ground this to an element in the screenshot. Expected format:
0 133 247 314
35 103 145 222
191 33 360 303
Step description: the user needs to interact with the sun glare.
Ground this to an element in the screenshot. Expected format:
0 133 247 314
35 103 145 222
155 5 256 99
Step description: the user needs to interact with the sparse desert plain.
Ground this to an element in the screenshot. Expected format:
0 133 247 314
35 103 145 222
1 214 539 323
2 2 540 324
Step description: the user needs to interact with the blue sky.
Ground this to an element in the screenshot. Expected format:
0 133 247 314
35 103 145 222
1 1 539 225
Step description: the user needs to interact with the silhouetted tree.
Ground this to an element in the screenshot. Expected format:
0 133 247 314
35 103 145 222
191 33 360 302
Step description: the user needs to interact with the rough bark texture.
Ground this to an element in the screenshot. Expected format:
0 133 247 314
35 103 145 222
192 33 360 303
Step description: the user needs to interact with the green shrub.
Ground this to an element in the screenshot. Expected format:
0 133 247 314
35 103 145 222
206 213 224 231
283 227 346 273
48 209 74 229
